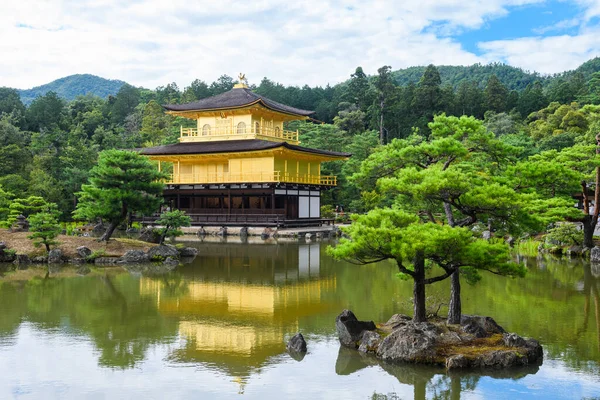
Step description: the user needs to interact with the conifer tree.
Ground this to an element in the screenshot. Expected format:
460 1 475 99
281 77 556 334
74 150 166 241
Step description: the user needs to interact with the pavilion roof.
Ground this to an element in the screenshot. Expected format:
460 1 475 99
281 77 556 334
138 139 350 158
163 87 314 117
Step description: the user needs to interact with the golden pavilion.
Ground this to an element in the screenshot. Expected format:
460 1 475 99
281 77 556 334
140 75 350 226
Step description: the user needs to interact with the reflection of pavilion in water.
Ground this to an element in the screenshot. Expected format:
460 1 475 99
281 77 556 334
140 242 336 381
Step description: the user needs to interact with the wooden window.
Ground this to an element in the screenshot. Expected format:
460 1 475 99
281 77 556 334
223 163 229 173
237 122 246 134
274 126 281 137
202 124 211 136
255 122 260 134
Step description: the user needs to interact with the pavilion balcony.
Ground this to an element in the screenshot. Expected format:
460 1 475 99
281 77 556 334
166 171 337 186
179 125 299 145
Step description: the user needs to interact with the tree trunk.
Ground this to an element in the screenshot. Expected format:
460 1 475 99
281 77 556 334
99 221 119 242
412 250 427 323
583 215 595 248
447 270 462 324
44 242 50 252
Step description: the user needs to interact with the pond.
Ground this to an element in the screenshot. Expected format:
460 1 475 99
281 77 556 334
0 239 599 399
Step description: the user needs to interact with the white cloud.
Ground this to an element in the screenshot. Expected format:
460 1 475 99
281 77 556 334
0 0 597 90
478 28 600 74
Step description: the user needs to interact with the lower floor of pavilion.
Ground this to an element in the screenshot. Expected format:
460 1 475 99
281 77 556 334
159 183 329 227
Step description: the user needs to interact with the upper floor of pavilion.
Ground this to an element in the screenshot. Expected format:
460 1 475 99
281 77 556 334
164 75 313 145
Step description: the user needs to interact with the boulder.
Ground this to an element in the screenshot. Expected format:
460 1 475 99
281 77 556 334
76 246 92 259
32 256 48 264
503 332 526 347
71 258 86 264
197 227 207 237
14 254 31 269
590 246 600 263
567 246 583 257
460 315 505 338
261 228 272 240
376 322 440 363
446 354 470 369
118 250 149 264
502 333 543 364
482 230 492 240
179 247 198 257
0 249 16 263
240 227 248 237
358 331 381 353
47 249 64 264
139 228 161 244
287 333 307 353
335 310 376 348
0 242 6 251
217 227 227 237
148 245 179 260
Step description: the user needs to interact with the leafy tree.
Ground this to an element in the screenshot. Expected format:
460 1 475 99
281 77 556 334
74 150 166 241
209 75 235 95
26 91 67 132
155 210 191 244
6 196 57 226
181 79 211 103
0 185 12 223
155 82 181 105
347 67 372 111
140 100 169 146
412 64 443 133
0 87 26 126
372 66 397 144
110 84 141 125
28 211 61 252
328 208 524 322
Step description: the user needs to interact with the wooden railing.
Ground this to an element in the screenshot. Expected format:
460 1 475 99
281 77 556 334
167 170 337 186
180 125 299 144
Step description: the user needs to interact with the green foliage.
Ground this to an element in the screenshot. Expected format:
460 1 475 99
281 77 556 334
74 150 166 241
28 211 62 252
86 249 107 262
155 210 191 244
545 223 583 247
6 196 57 227
514 238 541 257
320 205 335 219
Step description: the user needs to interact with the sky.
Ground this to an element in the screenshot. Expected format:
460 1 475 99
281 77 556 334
1 0 599 90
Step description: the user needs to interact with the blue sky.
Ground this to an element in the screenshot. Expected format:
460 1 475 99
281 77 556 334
0 0 599 89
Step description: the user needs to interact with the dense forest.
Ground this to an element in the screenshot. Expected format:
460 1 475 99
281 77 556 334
1 58 600 223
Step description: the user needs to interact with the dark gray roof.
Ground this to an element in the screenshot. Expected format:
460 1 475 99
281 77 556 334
163 88 314 116
139 140 350 158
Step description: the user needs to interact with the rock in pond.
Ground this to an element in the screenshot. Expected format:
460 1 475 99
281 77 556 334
376 322 441 363
14 254 31 269
287 333 307 353
48 249 64 264
163 257 179 267
94 257 119 265
147 245 179 259
358 331 381 353
179 247 198 257
335 310 376 348
118 250 149 264
139 228 161 243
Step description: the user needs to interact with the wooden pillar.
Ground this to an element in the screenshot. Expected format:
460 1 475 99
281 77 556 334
177 193 181 209
158 161 161 172
228 189 231 216
271 191 275 213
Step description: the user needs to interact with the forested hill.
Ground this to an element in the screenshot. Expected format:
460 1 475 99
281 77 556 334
391 64 546 91
390 57 600 91
18 74 126 105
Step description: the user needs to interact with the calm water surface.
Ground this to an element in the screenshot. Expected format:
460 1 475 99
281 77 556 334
0 239 599 399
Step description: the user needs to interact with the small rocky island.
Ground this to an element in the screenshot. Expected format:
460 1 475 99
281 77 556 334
336 310 543 370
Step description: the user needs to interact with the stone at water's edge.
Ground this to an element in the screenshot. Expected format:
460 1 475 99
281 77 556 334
376 322 440 363
287 333 307 353
337 310 543 370
48 249 64 264
358 331 381 353
179 247 198 257
147 245 179 259
335 310 376 348
14 254 31 269
163 257 179 267
590 246 600 263
118 250 149 264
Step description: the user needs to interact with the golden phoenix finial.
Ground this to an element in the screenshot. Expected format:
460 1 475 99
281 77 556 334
238 73 247 84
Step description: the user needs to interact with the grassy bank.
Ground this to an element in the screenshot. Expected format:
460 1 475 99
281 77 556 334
0 229 150 258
